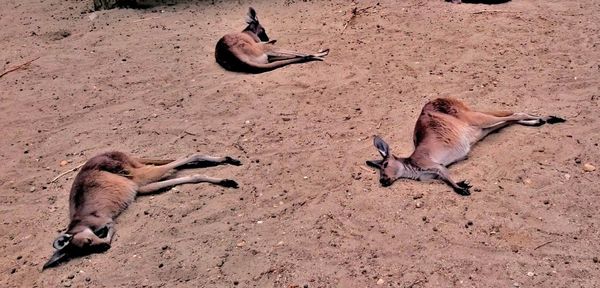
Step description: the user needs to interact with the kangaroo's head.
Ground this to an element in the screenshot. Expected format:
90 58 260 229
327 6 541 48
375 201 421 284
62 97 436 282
243 7 269 42
43 224 112 270
366 136 407 187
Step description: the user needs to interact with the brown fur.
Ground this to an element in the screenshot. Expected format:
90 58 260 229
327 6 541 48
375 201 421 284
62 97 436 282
367 98 565 196
43 151 241 269
215 7 329 73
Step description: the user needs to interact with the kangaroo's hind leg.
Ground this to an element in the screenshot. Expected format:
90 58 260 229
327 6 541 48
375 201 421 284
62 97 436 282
131 154 241 185
463 111 565 141
137 174 239 195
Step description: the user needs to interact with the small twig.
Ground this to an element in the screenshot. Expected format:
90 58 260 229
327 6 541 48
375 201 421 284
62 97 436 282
406 278 426 288
0 57 40 79
533 240 554 250
233 143 247 154
376 121 382 129
50 163 85 183
341 5 375 34
359 165 375 174
131 16 161 23
472 10 517 15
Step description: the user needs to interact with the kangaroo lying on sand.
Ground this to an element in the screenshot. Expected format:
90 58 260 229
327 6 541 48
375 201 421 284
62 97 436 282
43 151 241 269
366 98 565 196
215 7 329 73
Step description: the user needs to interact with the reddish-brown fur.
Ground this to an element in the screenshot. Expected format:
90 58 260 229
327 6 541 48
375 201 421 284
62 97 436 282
367 98 565 196
215 7 329 73
43 151 241 269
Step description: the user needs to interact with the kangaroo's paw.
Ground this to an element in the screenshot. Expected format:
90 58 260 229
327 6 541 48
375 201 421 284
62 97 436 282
546 116 566 124
454 180 472 196
225 156 242 166
219 179 239 188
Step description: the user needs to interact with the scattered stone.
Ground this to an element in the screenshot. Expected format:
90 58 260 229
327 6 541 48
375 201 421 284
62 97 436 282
413 193 423 200
593 257 598 263
158 263 164 268
236 241 245 247
564 173 571 180
526 271 534 277
85 277 91 282
583 163 596 172
523 178 532 185
162 245 169 250
29 186 36 192
432 227 438 232
233 281 239 285
543 200 550 205
376 278 385 285
60 160 69 166
276 241 284 246
257 220 263 224
467 220 473 226
63 281 72 287
11 268 16 274
513 282 520 287
67 274 75 279
415 202 423 208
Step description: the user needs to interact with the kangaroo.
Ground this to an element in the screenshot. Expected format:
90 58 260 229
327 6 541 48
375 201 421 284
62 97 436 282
366 98 565 196
43 151 242 269
215 7 330 73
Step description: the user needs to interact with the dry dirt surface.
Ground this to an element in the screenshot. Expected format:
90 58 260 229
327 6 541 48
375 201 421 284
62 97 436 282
1 0 599 287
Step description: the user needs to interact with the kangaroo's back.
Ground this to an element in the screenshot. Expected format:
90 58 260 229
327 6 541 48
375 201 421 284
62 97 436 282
69 152 141 220
413 98 471 147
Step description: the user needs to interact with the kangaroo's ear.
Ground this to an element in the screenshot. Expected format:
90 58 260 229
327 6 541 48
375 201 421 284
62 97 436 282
93 226 110 239
366 160 383 169
246 7 258 23
52 234 73 250
43 248 69 270
373 136 390 158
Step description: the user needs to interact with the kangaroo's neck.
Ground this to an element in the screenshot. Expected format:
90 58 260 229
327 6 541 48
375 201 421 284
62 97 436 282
242 28 261 42
396 157 423 180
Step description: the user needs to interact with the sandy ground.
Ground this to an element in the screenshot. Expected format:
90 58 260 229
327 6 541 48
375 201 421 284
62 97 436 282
1 0 599 287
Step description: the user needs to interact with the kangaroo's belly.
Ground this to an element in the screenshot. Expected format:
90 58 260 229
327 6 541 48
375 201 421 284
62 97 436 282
431 133 472 166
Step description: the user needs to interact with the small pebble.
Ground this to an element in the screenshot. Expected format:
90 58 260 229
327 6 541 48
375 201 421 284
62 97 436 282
564 173 571 180
67 274 75 279
413 193 423 200
376 278 385 285
85 277 91 282
233 281 239 285
236 241 245 247
415 202 422 208
593 257 598 263
513 283 520 287
162 245 169 250
63 281 71 287
583 163 596 172
60 160 68 166
158 263 164 268
526 271 535 277
29 186 36 192
543 200 550 205
432 227 438 232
